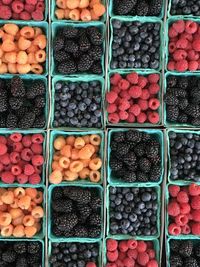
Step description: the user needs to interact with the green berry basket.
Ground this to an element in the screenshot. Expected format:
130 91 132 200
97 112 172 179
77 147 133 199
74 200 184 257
50 75 105 130
0 129 47 186
103 237 160 266
51 21 106 77
107 128 164 186
48 240 102 267
167 128 200 184
165 17 200 72
106 70 163 127
0 75 49 130
109 16 164 72
49 130 105 185
109 0 166 19
48 183 104 242
0 184 46 240
164 72 200 128
51 0 107 22
0 239 45 266
106 184 161 239
0 20 49 76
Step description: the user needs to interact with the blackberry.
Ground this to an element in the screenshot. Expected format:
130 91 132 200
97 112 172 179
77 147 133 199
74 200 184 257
15 106 29 118
62 27 78 38
65 40 79 54
53 226 63 236
123 172 137 182
167 105 179 122
54 36 64 51
13 242 27 254
54 50 71 62
0 115 6 127
52 199 73 213
89 46 103 60
179 240 193 257
32 107 43 116
110 157 123 171
178 113 188 123
87 27 103 46
26 81 45 99
170 254 183 267
0 79 5 89
55 213 78 232
114 0 137 15
137 171 149 182
79 35 91 52
123 152 137 166
134 143 146 157
78 205 91 219
88 226 101 238
0 97 8 112
178 77 189 89
9 97 23 110
58 60 77 74
34 96 45 108
11 76 26 97
148 0 163 16
146 145 159 158
90 196 102 210
125 130 142 142
178 98 188 110
185 104 200 118
165 94 179 106
64 187 91 204
139 158 151 173
136 0 149 16
149 165 161 181
116 143 130 156
113 131 125 142
2 251 16 263
32 115 46 128
27 254 40 264
150 155 161 165
18 112 35 129
74 225 88 237
52 187 63 200
78 54 93 72
195 244 200 257
184 257 198 267
0 87 7 98
6 113 18 128
110 141 118 151
27 242 41 254
16 257 28 267
168 88 187 98
170 240 180 252
89 213 101 226
167 76 177 87
190 88 200 103
91 62 102 74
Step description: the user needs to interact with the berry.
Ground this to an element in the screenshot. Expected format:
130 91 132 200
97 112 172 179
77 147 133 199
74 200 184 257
177 191 189 203
168 202 180 217
107 250 119 262
191 195 200 209
168 185 180 197
137 252 149 266
168 223 181 235
107 239 118 252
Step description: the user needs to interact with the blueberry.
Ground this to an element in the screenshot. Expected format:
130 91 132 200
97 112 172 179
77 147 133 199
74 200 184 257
55 82 62 90
113 20 122 29
62 86 70 93
70 117 79 125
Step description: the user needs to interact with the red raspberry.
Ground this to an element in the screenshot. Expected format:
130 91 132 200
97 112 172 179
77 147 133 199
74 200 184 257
168 185 180 197
172 20 185 33
137 252 149 266
107 104 117 114
119 99 131 111
0 5 12 19
176 38 188 49
188 50 199 60
16 173 28 184
147 249 155 259
108 113 120 124
29 173 41 184
32 134 44 144
31 143 43 155
107 239 118 252
0 163 3 172
12 12 20 19
11 165 22 176
26 0 37 4
127 249 138 260
181 32 193 42
177 191 189 203
147 260 158 267
86 263 96 267
173 49 187 61
127 240 137 249
120 90 131 100
148 112 160 124
168 223 181 235
34 165 42 174
141 89 150 100
123 257 135 267
107 250 118 262
169 42 176 53
0 136 7 145
21 148 33 161
119 241 128 252
137 241 147 253
175 59 189 72
115 260 124 267
24 164 35 176
12 0 24 13
36 1 45 12
22 135 32 147
106 264 117 267
128 86 142 99
129 104 141 116
191 195 200 209
118 79 130 91
106 91 118 104
10 133 22 143
20 11 32 20
168 202 180 217
2 0 12 3
189 183 200 196
181 224 191 235
25 3 35 13
186 42 192 50
31 155 44 166
110 73 122 85
137 112 147 123
175 214 189 226
168 61 175 70
148 98 160 110
1 171 15 183
180 203 191 214
149 84 160 94
189 60 199 71
126 72 139 84
138 99 148 111
118 252 126 260
127 113 135 123
191 209 200 222
148 74 160 84
32 10 44 20
13 142 23 152
119 111 128 120
185 20 198 34
4 164 12 171
192 222 200 235
138 76 148 88
0 143 7 156
112 86 121 94
0 153 10 165
169 27 179 38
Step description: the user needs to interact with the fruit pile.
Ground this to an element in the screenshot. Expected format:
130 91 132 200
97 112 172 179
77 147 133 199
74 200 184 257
110 20 161 70
169 131 200 182
50 134 102 184
170 0 200 16
50 242 99 267
106 72 161 124
0 187 44 238
109 186 158 236
168 20 200 72
53 25 103 75
0 77 46 129
0 241 42 266
168 184 200 236
106 239 159 267
51 186 102 238
0 23 47 74
165 75 200 126
170 239 200 267
0 0 45 20
55 0 106 21
109 130 161 183
53 80 102 128
112 0 163 16
0 132 44 184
